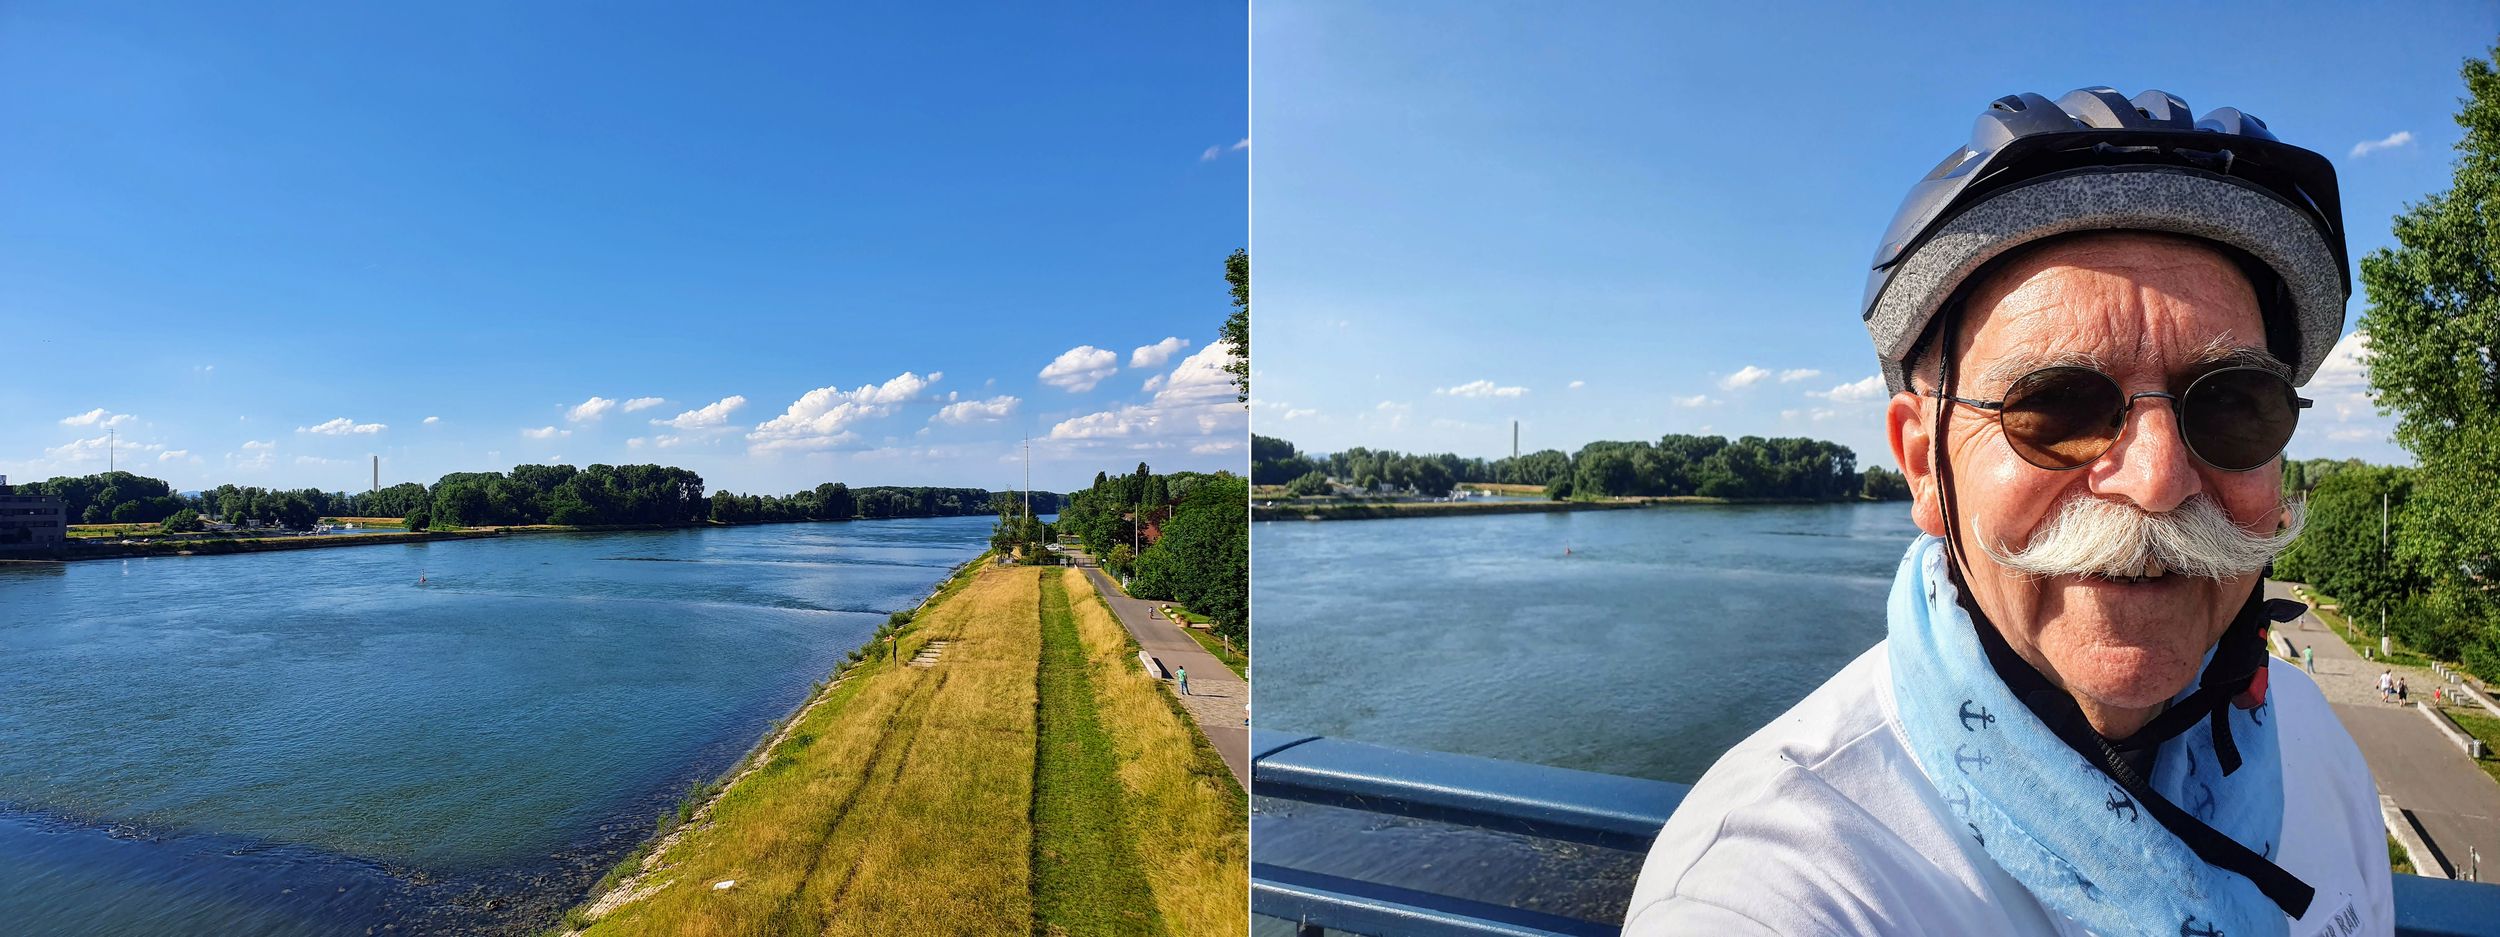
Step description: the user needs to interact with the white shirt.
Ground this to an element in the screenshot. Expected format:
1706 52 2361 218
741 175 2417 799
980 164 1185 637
1624 643 2391 936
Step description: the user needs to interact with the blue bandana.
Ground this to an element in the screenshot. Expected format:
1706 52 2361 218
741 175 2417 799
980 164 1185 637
1888 535 2289 937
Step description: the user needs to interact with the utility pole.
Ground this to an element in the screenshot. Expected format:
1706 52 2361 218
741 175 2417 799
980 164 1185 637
2381 491 2391 656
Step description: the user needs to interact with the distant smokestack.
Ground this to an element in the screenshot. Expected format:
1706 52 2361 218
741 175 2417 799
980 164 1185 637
372 455 379 493
1512 420 1519 459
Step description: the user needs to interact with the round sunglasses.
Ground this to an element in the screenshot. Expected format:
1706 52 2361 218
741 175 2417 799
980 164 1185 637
1928 365 2312 472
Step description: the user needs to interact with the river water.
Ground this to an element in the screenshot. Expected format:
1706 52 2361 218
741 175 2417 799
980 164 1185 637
1253 501 1923 783
0 517 992 935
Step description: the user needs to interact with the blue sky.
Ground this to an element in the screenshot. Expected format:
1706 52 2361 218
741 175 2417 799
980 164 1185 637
1252 1 2496 470
1 3 1246 495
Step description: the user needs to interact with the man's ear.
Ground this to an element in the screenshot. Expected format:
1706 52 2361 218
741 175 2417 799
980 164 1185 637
1888 391 1946 537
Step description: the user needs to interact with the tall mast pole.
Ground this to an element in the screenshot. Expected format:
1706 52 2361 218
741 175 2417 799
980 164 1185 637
109 428 116 473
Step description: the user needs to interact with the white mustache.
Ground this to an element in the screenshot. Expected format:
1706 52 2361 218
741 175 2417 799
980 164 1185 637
1980 494 2304 581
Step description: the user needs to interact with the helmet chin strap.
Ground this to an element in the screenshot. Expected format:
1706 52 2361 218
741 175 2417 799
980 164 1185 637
1926 303 2313 918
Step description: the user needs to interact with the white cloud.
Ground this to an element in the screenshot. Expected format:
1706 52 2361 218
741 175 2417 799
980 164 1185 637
749 373 940 452
299 417 385 436
522 426 570 440
653 395 749 431
242 439 276 450
620 396 666 413
2349 131 2415 158
1039 346 1120 392
565 396 618 422
933 395 1021 425
1047 344 1246 445
1778 368 1823 383
1131 336 1192 368
1192 439 1241 454
1673 394 1717 408
626 437 647 449
1809 375 1890 404
422 416 440 425
1436 379 1528 398
45 434 160 463
293 455 353 466
1568 380 1586 390
1200 138 1250 162
1142 374 1167 393
1719 366 1772 390
158 450 189 461
60 408 135 428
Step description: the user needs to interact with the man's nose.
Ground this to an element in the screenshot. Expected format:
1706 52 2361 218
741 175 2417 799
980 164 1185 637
2090 395 2199 514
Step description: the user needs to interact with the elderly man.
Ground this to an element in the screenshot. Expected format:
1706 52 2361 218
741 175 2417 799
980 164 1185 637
1627 89 2388 937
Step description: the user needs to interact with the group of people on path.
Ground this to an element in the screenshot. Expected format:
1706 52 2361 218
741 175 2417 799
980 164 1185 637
2379 670 2409 704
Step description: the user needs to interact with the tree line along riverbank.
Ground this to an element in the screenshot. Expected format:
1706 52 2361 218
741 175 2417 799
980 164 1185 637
3 464 1061 542
557 559 1244 937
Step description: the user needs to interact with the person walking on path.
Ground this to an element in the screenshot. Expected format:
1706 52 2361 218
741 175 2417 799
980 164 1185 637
2380 670 2395 703
1177 665 1191 696
2303 644 2315 673
2397 678 2408 704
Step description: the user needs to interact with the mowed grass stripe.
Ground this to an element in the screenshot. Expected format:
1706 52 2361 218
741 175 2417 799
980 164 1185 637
578 564 1039 936
1032 569 1166 936
1061 568 1248 936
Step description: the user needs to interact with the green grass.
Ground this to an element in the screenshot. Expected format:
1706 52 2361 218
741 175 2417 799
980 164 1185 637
2389 834 2416 876
2296 588 2435 669
1182 627 1248 678
1034 572 1166 936
2445 708 2500 788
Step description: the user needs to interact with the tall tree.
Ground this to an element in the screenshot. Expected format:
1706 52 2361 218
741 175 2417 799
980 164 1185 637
1222 248 1249 403
2354 43 2500 673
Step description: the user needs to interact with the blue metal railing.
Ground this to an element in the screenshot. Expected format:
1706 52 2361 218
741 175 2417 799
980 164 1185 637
1252 729 2500 937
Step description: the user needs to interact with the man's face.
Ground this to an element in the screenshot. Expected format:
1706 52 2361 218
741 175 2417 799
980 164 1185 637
1886 232 2286 732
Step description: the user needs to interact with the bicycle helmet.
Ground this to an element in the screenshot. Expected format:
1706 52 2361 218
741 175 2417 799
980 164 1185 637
1863 87 2350 392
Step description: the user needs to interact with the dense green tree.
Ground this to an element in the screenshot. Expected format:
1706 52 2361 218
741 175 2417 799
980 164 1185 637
158 508 201 533
2345 44 2500 674
1223 248 1249 403
404 505 432 532
1862 465 1912 501
1129 474 1248 641
1285 470 1330 497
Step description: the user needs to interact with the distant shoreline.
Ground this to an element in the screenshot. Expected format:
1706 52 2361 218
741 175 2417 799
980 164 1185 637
1252 495 1877 522
24 515 1003 563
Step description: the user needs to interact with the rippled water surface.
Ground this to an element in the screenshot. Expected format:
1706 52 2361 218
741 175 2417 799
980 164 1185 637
0 517 992 935
1254 502 1922 783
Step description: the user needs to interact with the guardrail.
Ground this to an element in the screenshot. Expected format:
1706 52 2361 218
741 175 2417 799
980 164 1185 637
1252 730 2500 937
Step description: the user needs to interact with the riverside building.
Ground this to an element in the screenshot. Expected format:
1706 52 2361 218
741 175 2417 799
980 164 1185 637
0 475 68 552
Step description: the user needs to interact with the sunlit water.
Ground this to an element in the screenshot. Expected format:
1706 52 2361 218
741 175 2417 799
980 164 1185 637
0 517 993 935
1253 502 1923 782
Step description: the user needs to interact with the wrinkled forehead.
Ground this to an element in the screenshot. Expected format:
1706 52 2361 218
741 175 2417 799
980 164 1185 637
1956 232 2272 385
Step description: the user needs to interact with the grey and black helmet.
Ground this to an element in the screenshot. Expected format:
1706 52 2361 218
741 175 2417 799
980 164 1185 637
1862 88 2351 392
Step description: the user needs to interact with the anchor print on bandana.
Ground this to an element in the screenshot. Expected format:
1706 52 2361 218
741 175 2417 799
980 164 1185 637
2104 787 2139 823
1959 700 1995 731
1954 743 1992 775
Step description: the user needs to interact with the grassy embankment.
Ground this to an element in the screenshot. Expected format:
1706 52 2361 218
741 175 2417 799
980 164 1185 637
564 562 1244 936
2445 709 2500 788
2287 584 2435 669
1057 567 1248 932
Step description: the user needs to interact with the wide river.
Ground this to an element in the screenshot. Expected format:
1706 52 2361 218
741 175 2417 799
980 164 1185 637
0 517 993 935
1254 501 1923 783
